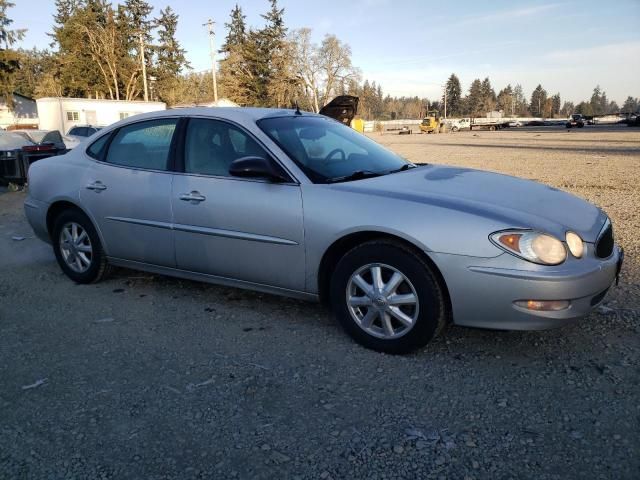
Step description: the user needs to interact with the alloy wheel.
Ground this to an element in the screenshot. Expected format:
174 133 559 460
59 222 93 273
346 263 420 339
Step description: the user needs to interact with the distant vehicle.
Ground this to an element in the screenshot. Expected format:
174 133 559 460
419 110 441 133
469 117 506 131
25 107 623 354
445 118 471 132
626 113 640 127
12 130 69 153
398 125 412 135
566 114 585 128
0 131 65 185
67 125 103 138
507 120 523 127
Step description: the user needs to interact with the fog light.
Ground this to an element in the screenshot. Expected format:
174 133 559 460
514 300 570 311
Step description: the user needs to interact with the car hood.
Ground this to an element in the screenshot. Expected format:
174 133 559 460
332 164 607 242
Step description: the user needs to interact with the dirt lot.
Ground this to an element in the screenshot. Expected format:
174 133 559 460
1 126 639 479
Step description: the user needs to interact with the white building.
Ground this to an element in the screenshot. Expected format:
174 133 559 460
0 93 38 130
36 97 166 134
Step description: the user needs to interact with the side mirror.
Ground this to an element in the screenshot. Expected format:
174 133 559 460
228 156 288 183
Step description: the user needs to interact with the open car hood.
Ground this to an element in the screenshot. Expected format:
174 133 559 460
319 95 359 125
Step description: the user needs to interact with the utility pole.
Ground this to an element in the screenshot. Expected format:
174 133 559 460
444 85 447 119
204 19 219 103
139 33 149 102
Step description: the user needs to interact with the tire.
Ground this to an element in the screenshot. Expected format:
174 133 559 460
52 209 110 284
489 126 496 131
329 240 448 354
452 126 459 132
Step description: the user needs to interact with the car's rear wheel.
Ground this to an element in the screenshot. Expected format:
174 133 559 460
330 240 447 354
52 209 110 284
452 126 459 132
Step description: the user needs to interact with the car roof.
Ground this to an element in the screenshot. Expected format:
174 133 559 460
135 107 323 123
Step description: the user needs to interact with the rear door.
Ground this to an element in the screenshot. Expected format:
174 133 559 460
171 117 305 291
80 118 178 266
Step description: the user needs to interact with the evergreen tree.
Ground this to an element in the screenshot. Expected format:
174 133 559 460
0 0 25 102
220 4 246 53
551 93 561 117
259 0 289 106
530 84 547 117
622 96 639 113
154 6 189 105
443 73 461 116
479 77 496 113
465 79 483 116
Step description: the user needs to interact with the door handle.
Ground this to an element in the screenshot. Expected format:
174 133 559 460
86 181 107 192
179 191 206 203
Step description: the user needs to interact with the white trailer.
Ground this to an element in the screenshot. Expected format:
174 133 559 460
36 97 166 134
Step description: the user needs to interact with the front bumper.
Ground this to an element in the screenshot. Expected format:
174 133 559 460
430 246 621 330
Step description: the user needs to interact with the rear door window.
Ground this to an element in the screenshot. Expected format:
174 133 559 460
105 119 177 171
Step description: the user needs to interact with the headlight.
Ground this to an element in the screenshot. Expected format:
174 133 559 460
490 230 567 265
565 231 584 258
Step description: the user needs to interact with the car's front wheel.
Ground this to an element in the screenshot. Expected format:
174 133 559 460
330 240 448 354
52 209 110 284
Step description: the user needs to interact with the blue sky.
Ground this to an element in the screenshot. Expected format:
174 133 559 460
10 0 640 104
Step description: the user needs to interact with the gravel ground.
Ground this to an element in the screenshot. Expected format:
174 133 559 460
1 126 639 479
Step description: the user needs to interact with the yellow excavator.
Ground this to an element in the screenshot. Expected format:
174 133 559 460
419 110 441 134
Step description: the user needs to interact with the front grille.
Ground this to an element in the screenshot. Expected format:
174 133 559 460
595 221 614 258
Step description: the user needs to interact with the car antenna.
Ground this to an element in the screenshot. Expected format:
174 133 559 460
294 100 302 115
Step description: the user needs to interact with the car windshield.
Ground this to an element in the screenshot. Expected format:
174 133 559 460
257 115 409 183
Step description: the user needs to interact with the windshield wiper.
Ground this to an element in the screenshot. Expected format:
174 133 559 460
326 170 383 184
387 163 417 174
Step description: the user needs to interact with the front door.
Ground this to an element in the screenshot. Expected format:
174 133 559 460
81 118 178 266
171 118 305 292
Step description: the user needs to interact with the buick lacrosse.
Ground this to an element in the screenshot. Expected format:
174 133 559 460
25 108 623 353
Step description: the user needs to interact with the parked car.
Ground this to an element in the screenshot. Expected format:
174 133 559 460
24 108 623 353
1 131 33 184
566 114 585 128
13 129 69 153
507 120 523 127
67 125 103 137
65 125 103 146
1 130 69 185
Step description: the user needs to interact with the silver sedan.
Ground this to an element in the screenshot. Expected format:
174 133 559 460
24 108 623 353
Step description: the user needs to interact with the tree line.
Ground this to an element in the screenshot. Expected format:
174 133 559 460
2 0 638 119
443 73 639 119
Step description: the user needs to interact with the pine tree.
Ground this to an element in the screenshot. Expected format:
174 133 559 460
479 77 496 113
465 79 483 116
0 0 26 102
551 93 561 117
622 96 639 113
530 84 547 117
258 0 289 106
220 4 246 54
154 6 189 105
443 73 461 116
